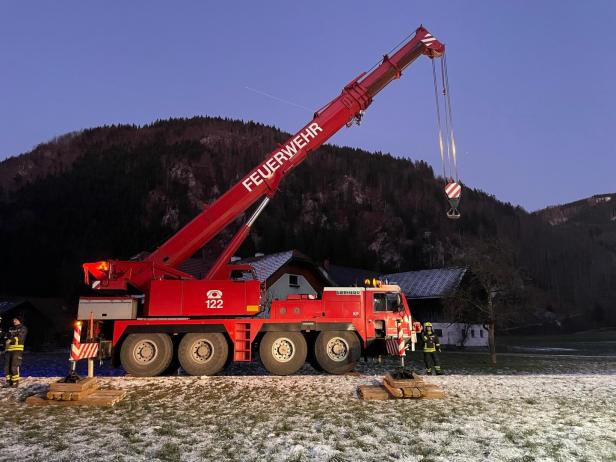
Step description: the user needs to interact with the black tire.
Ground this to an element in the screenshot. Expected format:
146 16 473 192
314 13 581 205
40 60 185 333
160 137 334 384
120 333 174 377
178 333 228 376
314 331 361 375
259 331 307 375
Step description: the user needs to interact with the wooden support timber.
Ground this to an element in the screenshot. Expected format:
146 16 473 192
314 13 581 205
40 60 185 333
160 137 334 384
26 389 126 407
358 385 392 400
358 370 446 400
26 377 126 407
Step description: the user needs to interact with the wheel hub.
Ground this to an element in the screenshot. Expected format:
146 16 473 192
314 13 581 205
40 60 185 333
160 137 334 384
272 337 295 363
192 340 214 363
134 340 158 365
326 337 349 362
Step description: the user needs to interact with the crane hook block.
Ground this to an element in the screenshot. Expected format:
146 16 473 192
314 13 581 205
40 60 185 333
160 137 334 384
444 181 462 220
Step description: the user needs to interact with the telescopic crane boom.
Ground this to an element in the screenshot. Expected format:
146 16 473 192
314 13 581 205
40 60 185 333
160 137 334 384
83 26 445 292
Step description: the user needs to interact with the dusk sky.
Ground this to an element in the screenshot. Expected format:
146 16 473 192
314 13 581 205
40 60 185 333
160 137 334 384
1 1 614 211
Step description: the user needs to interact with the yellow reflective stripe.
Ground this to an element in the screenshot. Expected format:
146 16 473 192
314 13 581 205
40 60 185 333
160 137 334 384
6 346 24 351
423 348 436 352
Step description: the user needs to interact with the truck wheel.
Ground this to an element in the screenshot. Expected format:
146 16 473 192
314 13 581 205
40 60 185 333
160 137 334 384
178 333 228 376
314 331 360 374
120 333 174 377
259 332 307 376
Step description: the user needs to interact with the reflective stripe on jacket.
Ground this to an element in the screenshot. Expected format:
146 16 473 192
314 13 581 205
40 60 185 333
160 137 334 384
6 344 24 352
6 325 27 352
422 333 440 352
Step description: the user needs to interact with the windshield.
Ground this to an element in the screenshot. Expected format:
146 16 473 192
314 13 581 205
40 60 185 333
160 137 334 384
373 292 403 312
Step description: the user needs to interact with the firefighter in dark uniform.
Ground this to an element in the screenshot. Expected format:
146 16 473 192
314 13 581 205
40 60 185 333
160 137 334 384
4 316 27 387
422 322 442 375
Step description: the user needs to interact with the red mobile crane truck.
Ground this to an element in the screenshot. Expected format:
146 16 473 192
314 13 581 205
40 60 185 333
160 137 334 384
77 26 445 377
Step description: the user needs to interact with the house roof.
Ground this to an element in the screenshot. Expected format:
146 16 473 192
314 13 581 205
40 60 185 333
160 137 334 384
0 299 23 316
326 264 379 287
0 297 72 331
381 267 468 299
237 250 320 282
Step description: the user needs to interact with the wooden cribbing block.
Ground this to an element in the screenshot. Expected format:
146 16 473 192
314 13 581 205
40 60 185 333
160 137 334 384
49 377 98 393
26 389 126 407
420 389 446 399
384 372 424 389
415 383 440 390
382 378 404 398
401 387 422 398
358 385 391 400
46 385 98 401
385 376 424 389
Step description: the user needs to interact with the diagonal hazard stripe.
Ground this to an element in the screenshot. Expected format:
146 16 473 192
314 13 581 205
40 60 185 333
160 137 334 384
445 182 462 198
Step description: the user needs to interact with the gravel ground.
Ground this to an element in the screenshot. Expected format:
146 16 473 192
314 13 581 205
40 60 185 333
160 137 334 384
0 351 615 462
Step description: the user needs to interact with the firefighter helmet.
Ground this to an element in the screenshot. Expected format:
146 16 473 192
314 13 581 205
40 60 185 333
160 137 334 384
424 321 433 328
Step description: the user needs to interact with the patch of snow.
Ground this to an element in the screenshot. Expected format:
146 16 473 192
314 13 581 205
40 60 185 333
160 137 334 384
510 346 577 353
2 351 615 461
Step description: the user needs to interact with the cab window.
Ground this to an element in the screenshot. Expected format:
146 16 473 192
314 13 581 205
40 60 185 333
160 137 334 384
373 292 403 312
373 293 387 312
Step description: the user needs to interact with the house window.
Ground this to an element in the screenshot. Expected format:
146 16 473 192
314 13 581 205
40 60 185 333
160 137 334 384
480 330 484 338
434 329 443 337
471 329 475 338
288 274 300 287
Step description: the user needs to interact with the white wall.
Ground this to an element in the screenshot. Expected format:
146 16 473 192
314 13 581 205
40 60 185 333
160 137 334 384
432 322 488 348
267 273 317 301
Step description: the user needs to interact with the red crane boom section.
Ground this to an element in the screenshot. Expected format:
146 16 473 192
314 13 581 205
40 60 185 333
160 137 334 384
83 26 444 291
148 26 443 267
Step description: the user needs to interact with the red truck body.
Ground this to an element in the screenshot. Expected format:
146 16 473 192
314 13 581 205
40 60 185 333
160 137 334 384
106 286 413 357
76 26 445 376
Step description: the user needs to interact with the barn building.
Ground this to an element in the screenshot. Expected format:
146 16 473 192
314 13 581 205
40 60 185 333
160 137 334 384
381 267 488 348
0 297 74 350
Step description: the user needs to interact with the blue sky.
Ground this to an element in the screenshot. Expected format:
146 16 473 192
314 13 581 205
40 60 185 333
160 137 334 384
1 1 614 210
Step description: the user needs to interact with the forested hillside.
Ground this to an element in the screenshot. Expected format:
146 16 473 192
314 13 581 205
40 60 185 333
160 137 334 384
0 116 614 327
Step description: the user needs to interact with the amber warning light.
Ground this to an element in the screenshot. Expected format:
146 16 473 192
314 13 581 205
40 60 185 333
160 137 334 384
82 261 110 285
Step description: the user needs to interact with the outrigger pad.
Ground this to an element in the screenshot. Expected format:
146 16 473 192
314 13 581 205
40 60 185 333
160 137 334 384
389 368 417 381
60 371 83 384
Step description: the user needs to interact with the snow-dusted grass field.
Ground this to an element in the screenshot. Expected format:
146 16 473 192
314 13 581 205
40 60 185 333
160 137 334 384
1 350 615 462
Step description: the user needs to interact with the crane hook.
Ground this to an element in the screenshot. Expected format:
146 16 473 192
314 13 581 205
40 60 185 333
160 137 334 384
444 180 462 220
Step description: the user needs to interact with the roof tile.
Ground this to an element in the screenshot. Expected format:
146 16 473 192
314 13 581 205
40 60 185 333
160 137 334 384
382 267 467 299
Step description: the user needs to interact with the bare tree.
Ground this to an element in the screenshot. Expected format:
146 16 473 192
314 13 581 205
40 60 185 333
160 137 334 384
446 238 524 365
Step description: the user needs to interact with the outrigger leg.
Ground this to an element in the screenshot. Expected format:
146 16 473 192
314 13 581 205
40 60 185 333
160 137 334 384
62 360 82 383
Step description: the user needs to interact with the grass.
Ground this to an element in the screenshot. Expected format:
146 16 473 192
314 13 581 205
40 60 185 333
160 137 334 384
1 338 616 461
497 329 616 356
155 443 181 462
